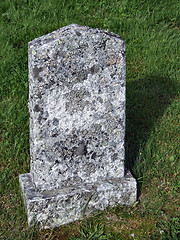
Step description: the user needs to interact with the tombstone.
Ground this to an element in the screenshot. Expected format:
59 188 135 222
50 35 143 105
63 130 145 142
19 24 137 228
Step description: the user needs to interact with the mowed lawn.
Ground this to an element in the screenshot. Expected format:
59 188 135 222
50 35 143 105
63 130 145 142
0 0 179 239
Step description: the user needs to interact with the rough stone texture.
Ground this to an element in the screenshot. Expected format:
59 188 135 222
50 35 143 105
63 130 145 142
19 24 137 228
20 172 136 228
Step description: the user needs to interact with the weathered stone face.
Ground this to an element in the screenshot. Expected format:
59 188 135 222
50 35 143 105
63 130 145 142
19 24 137 228
29 24 126 191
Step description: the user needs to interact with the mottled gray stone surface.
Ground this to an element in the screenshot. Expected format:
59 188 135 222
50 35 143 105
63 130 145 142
20 172 136 228
19 24 137 228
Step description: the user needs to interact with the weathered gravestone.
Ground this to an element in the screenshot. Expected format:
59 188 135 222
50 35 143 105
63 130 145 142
19 24 137 228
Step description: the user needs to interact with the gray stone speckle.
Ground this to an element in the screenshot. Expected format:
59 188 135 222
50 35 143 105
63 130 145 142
19 172 136 228
19 24 137 228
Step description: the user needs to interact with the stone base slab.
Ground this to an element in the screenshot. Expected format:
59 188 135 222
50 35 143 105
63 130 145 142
19 173 136 228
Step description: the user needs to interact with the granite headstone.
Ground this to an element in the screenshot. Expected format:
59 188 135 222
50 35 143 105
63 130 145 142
19 24 137 228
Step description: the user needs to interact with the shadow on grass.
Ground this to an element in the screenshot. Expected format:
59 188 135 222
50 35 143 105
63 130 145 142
125 74 178 196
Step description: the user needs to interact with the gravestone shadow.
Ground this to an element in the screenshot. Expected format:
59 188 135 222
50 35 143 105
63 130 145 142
125 74 178 197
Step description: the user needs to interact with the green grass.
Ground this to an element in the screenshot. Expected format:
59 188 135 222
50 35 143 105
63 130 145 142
0 0 179 239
